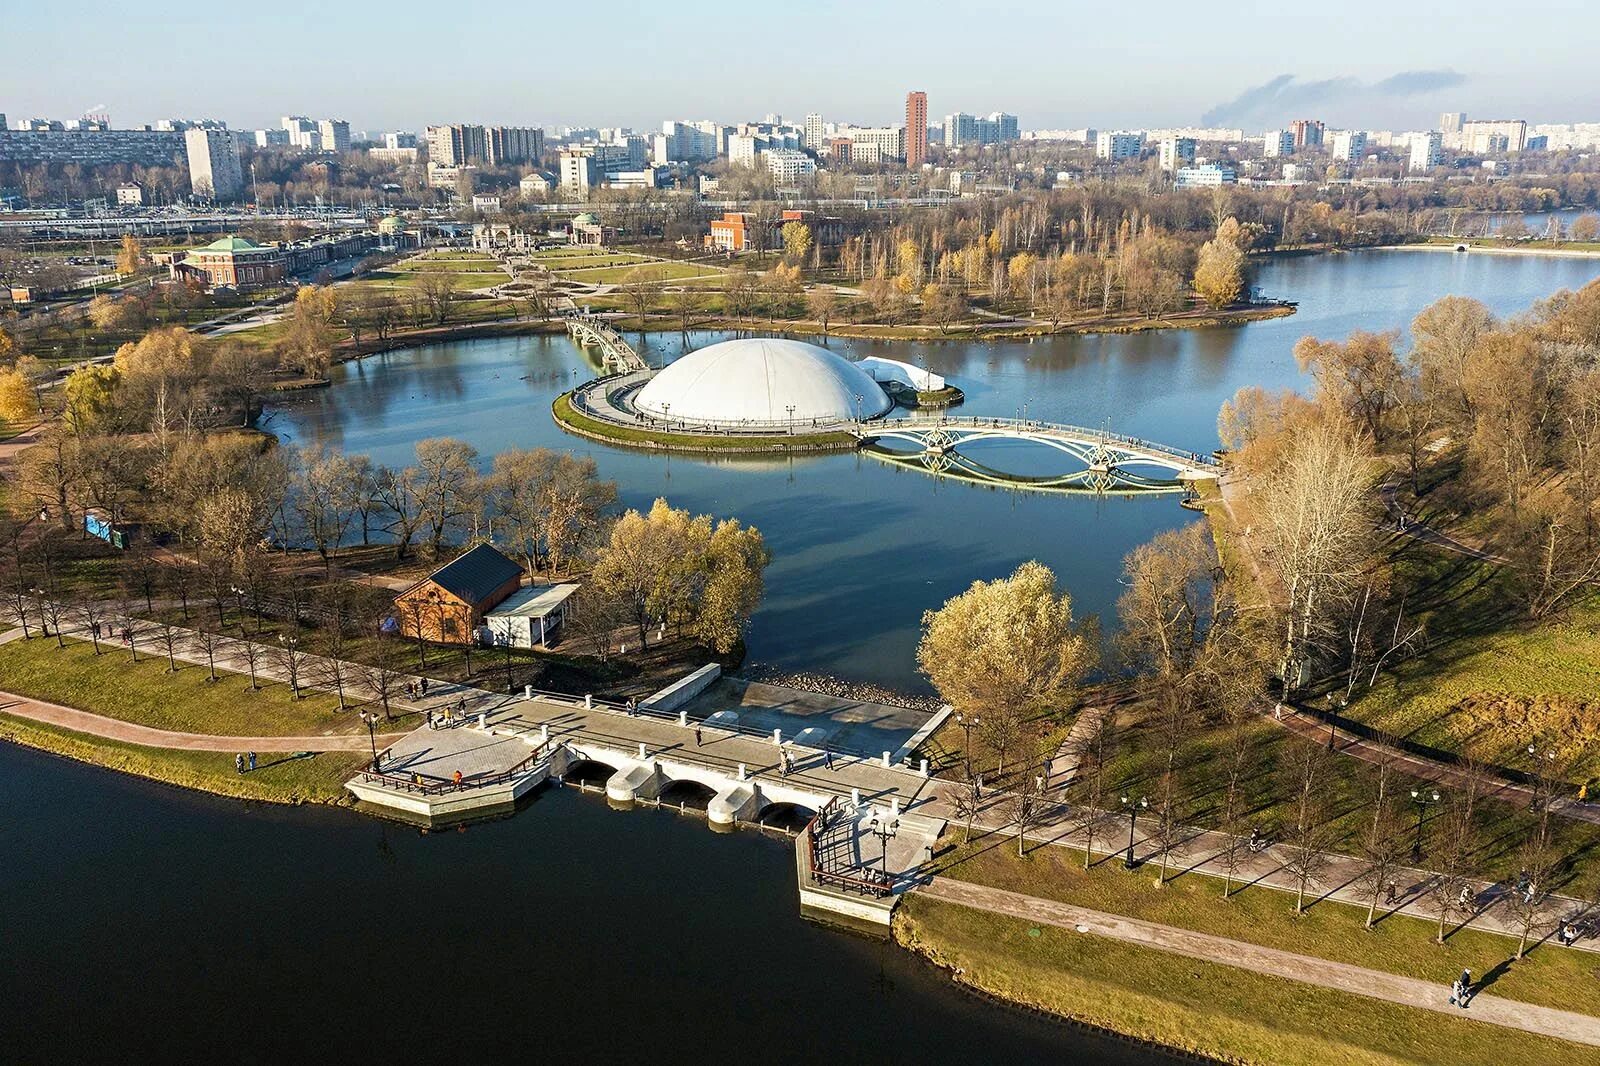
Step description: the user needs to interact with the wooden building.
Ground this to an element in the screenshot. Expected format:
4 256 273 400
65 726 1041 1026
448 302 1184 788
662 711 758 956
393 544 524 645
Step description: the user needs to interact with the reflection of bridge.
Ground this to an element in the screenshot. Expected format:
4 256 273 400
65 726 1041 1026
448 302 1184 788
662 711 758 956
854 417 1220 494
563 311 648 373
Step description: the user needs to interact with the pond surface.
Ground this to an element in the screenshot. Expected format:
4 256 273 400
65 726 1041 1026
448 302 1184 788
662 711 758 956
268 249 1600 692
0 744 1180 1064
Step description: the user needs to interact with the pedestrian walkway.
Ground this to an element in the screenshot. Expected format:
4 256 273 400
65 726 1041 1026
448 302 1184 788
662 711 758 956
920 877 1600 1048
943 788 1600 954
1265 702 1600 825
1045 701 1112 789
0 692 405 752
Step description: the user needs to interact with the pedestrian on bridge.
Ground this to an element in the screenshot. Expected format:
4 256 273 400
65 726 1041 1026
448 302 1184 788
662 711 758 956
694 726 703 747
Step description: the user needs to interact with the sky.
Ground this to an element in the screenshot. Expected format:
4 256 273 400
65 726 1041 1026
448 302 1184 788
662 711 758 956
3 1 1594 135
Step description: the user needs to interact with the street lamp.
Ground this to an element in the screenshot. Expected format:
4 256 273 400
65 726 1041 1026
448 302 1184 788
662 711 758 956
867 811 898 885
1120 794 1148 869
359 710 381 772
954 712 980 774
1409 788 1440 861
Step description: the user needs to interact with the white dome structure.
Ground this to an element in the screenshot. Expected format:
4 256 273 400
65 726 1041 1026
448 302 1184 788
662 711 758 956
633 338 891 424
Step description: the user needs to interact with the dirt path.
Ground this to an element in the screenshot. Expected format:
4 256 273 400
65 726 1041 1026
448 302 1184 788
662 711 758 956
920 877 1600 1048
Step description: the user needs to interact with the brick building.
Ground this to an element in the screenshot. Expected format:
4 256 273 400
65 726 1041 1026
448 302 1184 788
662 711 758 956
905 91 928 168
393 544 525 646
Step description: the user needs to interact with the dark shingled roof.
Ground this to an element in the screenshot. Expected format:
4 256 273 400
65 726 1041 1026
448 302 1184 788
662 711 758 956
414 543 523 606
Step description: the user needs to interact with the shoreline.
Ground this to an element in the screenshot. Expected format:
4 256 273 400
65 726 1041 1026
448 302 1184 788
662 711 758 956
893 909 1223 1063
0 712 361 807
1377 241 1600 260
308 301 1296 378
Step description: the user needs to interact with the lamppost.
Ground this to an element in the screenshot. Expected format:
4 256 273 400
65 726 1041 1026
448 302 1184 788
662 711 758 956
359 709 380 771
866 810 898 885
1121 794 1148 869
954 711 980 774
1409 788 1440 861
786 404 796 423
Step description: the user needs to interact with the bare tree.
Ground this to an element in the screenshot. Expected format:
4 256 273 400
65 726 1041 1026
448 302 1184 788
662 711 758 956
192 623 224 682
1007 770 1046 858
1073 711 1115 870
359 624 406 720
1280 740 1334 914
1358 756 1406 928
1510 831 1557 960
272 624 310 699
1428 776 1484 943
233 634 263 690
951 766 985 847
1148 770 1185 886
1217 712 1256 898
79 600 107 654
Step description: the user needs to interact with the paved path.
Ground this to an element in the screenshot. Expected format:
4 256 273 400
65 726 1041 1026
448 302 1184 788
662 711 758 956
921 877 1600 1048
1266 702 1600 825
1045 702 1111 789
0 692 406 752
1379 482 1504 563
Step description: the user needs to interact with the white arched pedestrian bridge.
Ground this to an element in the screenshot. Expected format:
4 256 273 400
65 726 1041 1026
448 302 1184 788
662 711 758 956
854 417 1220 495
563 311 648 374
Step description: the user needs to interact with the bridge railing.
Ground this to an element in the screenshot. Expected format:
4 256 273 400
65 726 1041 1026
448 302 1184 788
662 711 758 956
866 415 1221 468
356 745 547 795
518 683 914 765
804 797 893 897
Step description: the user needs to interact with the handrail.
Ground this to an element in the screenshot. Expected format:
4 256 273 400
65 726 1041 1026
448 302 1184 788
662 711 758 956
804 796 893 897
863 416 1221 468
358 744 546 795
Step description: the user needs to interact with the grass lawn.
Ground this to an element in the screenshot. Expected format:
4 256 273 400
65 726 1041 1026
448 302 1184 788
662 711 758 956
0 713 363 804
359 269 502 290
556 262 719 284
897 896 1596 1066
527 247 611 260
937 830 1600 1015
1346 598 1600 784
0 635 381 737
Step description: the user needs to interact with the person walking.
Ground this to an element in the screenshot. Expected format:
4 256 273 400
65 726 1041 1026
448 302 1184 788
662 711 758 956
823 748 833 771
694 725 703 747
234 753 245 775
247 751 256 772
1457 969 1473 1009
1384 881 1399 905
452 769 463 788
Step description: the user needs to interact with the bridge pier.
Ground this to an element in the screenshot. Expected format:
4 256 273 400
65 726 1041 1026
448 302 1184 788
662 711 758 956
605 763 661 805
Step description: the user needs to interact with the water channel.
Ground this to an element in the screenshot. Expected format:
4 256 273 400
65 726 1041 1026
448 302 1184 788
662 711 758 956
268 248 1600 692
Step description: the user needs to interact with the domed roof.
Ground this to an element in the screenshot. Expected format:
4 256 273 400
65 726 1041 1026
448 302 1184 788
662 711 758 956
634 338 891 424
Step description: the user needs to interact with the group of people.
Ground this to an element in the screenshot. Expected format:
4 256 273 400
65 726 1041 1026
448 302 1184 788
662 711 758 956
424 697 469 730
233 751 257 775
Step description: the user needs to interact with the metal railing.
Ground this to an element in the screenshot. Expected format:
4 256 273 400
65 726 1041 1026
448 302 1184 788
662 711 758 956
868 415 1222 468
804 797 893 897
357 744 546 795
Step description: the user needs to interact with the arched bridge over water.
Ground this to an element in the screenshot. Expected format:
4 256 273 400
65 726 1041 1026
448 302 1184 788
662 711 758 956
854 417 1220 495
563 311 648 374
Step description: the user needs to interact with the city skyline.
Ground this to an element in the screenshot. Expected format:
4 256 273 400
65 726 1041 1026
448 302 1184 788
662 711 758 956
5 1 1597 133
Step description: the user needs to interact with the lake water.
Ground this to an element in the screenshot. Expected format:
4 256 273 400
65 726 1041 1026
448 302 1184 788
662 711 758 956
268 249 1600 692
0 743 1179 1064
